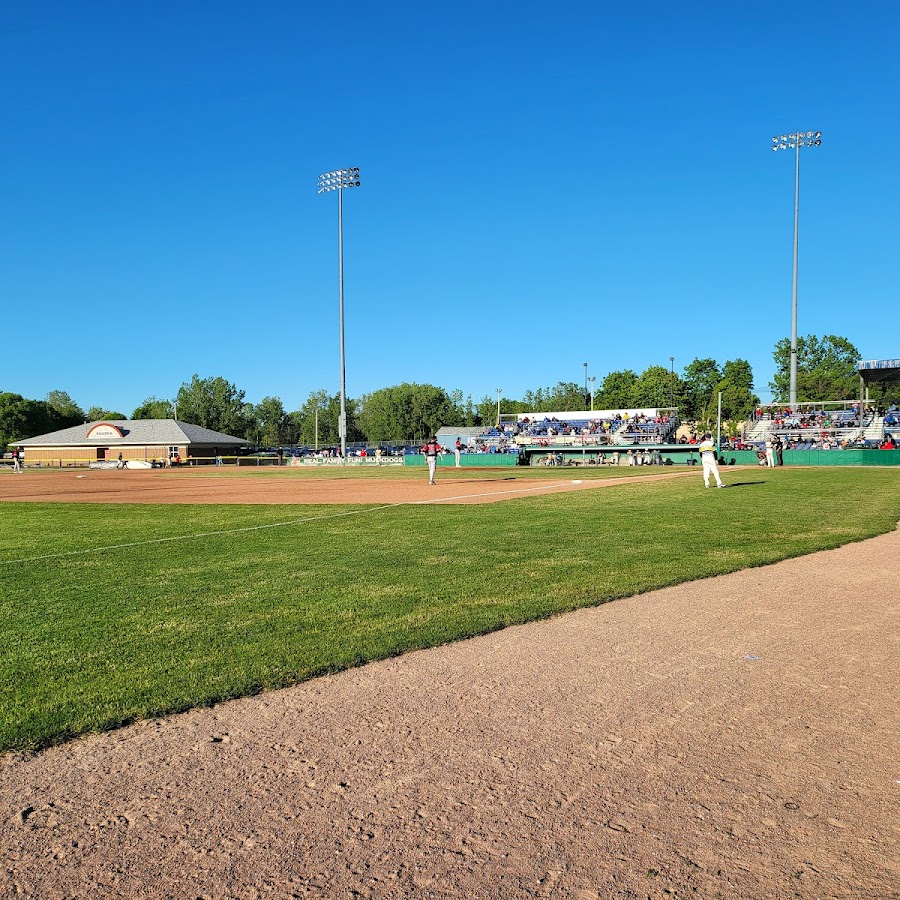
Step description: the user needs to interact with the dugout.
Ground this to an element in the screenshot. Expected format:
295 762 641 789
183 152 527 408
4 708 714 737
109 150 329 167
12 420 250 468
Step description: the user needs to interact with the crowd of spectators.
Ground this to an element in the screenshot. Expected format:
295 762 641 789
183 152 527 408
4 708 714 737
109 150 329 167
493 412 677 446
754 403 868 431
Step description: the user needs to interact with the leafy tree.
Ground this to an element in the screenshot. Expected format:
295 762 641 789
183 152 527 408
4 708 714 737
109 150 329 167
175 375 250 437
86 406 126 421
357 383 459 443
253 396 286 448
474 395 529 426
519 382 587 414
0 393 56 450
712 359 759 426
769 334 861 402
522 387 548 410
596 370 639 410
132 396 174 419
287 390 362 447
633 365 675 409
46 390 84 428
681 358 722 421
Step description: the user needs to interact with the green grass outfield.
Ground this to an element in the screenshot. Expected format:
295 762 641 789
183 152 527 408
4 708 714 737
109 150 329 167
2 467 899 752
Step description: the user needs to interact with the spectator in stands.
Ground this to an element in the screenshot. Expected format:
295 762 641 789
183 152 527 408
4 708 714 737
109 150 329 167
881 435 896 450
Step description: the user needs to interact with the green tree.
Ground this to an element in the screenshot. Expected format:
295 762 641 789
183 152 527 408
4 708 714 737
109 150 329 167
713 359 759 426
681 358 722 421
175 375 250 437
522 387 548 411
632 365 674 409
596 370 639 410
253 396 286 448
0 393 56 450
132 396 174 419
357 383 458 443
519 382 587 414
86 406 126 421
46 390 84 428
770 334 861 402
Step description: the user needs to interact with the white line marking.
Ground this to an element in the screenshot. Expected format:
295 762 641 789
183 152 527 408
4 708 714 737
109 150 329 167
0 504 404 566
1 472 696 564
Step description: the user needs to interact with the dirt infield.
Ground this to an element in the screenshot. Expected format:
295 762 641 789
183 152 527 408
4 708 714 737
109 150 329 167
0 468 700 505
2 519 898 897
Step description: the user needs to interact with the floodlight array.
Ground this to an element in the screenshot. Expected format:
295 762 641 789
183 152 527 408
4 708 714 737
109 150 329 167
317 167 361 192
772 131 822 151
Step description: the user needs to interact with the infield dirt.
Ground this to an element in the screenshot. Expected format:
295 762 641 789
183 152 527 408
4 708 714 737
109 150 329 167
1 471 898 898
0 467 700 505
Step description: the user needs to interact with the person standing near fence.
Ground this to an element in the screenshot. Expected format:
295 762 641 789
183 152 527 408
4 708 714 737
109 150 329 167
422 437 441 485
699 433 725 488
11 448 21 473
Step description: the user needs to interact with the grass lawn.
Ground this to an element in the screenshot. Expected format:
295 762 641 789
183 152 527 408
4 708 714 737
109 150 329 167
2 466 899 752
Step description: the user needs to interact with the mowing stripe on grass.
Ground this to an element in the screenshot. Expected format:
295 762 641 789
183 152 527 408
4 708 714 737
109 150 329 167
0 480 586 565
0 503 405 565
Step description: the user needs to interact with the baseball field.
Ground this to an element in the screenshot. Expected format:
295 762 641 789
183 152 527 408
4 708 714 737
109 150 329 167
1 464 899 897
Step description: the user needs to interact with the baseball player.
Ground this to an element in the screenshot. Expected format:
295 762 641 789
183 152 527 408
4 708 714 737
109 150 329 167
698 433 725 488
422 437 442 485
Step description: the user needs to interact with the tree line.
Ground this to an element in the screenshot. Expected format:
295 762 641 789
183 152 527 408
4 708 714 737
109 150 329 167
1 335 879 450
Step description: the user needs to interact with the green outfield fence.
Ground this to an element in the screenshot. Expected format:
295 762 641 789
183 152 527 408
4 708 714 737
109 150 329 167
722 449 900 467
404 454 519 467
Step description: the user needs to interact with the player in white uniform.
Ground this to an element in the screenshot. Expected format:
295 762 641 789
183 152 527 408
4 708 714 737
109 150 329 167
698 433 725 488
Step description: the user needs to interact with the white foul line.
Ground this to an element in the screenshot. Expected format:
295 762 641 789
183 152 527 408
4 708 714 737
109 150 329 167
1 474 687 564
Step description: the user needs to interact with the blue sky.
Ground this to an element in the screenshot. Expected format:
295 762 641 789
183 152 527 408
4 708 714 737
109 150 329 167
3 1 898 415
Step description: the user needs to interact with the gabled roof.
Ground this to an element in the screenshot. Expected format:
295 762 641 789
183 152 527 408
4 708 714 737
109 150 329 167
15 420 250 447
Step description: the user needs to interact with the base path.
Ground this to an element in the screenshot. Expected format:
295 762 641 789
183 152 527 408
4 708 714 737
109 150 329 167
2 527 898 897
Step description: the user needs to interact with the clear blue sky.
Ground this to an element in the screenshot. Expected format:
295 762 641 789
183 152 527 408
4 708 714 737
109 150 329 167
3 1 898 415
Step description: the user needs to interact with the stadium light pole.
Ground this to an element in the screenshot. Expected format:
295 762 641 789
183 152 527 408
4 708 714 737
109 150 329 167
496 387 502 425
583 362 588 397
669 356 674 408
772 131 821 408
318 166 361 463
588 376 596 412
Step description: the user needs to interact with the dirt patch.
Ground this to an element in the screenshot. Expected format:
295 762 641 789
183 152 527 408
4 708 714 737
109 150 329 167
1 524 897 897
0 468 701 505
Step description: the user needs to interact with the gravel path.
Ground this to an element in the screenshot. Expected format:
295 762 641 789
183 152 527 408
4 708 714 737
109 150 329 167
2 526 898 898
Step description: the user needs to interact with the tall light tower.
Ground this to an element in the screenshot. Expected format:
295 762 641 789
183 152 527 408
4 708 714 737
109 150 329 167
772 131 821 407
318 166 361 462
496 387 502 426
669 356 675 408
583 362 588 398
588 375 596 412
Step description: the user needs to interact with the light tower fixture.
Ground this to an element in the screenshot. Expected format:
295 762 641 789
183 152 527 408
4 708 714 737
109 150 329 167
317 167 361 462
771 132 822 407
496 387 502 426
669 356 675 408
